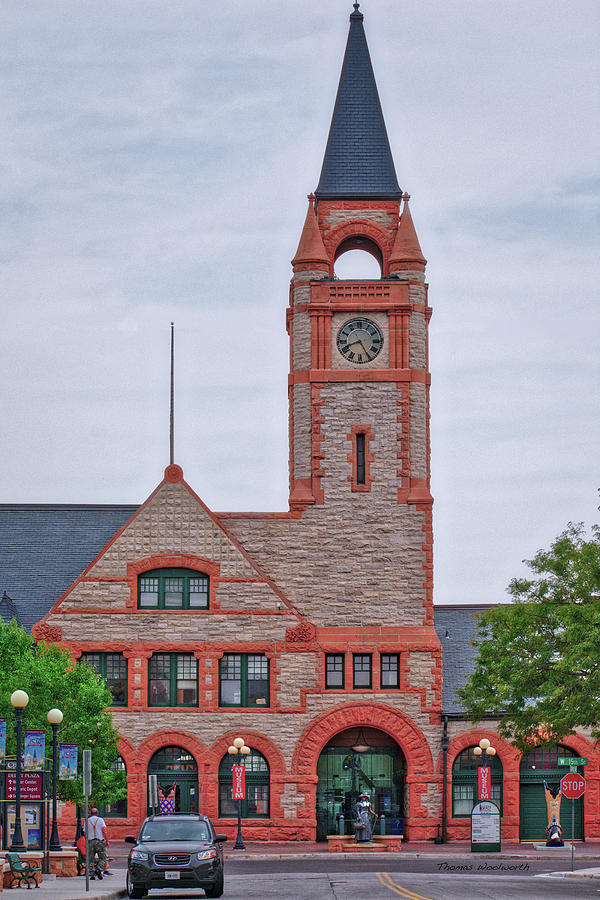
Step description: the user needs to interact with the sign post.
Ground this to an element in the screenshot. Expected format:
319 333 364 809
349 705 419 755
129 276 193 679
560 773 585 872
82 749 92 893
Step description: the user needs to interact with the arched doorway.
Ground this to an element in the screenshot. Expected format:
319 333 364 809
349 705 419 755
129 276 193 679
218 749 270 819
519 744 584 841
147 746 198 816
315 727 406 841
452 746 503 817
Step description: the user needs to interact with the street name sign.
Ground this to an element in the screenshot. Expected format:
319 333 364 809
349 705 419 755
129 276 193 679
558 757 588 767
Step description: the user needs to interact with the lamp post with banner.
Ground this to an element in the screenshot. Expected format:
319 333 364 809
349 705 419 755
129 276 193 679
473 737 496 801
471 737 501 853
47 708 63 852
9 690 29 852
227 737 250 850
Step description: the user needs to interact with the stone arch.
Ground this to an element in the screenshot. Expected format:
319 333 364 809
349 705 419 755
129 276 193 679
117 735 139 774
292 702 433 776
444 729 520 777
324 220 393 276
208 730 286 776
137 730 209 771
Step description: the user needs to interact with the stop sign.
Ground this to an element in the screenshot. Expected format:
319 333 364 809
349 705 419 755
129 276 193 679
561 773 585 799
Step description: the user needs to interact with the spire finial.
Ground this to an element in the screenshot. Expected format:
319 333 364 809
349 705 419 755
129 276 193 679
351 2 363 19
169 322 175 466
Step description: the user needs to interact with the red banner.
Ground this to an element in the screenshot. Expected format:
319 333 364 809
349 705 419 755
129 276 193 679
478 766 491 801
232 765 246 800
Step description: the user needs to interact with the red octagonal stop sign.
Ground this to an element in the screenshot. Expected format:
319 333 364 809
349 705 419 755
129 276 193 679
561 773 586 799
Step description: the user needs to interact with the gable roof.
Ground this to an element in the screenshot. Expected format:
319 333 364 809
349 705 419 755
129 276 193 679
315 4 401 200
0 504 138 630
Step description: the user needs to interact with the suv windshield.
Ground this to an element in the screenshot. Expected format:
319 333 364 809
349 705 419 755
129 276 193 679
139 821 211 842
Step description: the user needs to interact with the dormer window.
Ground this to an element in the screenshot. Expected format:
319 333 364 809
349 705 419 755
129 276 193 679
138 568 209 610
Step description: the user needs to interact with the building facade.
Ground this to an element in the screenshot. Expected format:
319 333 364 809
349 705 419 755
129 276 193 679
2 4 599 844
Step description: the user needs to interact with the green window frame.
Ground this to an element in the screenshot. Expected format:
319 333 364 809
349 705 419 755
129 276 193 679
218 750 270 818
149 653 198 707
325 654 345 689
138 568 209 610
219 654 269 708
80 652 128 706
452 747 503 818
353 653 372 688
380 653 400 688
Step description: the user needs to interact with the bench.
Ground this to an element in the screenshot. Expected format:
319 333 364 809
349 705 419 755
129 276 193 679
4 854 40 889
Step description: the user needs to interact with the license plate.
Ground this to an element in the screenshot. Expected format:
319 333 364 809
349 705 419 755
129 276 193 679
164 871 180 880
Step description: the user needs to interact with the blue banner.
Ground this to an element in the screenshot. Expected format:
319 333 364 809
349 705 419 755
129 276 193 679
23 730 45 771
0 718 6 764
59 744 78 780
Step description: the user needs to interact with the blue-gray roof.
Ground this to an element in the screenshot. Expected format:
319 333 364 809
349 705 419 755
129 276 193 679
434 606 491 715
315 4 402 200
0 504 138 630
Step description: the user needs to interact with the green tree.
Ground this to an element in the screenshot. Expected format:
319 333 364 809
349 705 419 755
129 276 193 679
0 618 125 806
460 521 600 750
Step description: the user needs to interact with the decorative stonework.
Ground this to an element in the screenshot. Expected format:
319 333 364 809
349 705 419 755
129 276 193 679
286 623 316 644
32 623 62 643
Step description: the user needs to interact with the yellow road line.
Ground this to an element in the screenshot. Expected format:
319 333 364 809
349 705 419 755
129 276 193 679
376 871 435 900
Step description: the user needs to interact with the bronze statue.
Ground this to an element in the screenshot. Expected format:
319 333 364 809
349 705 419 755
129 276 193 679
354 792 375 843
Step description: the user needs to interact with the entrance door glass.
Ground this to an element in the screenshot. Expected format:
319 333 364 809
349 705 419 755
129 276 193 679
147 746 198 816
316 728 405 841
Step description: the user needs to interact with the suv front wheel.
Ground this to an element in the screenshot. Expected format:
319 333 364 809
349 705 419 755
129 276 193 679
126 872 147 899
204 869 224 898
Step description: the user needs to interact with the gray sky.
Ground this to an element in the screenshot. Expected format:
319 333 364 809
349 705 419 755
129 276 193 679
1 1 598 605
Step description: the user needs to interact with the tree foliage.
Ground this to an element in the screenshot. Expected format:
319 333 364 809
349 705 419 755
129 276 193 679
0 619 125 806
460 522 600 750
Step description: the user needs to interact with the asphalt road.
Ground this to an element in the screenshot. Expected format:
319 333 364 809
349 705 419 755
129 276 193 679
114 869 600 899
110 857 600 899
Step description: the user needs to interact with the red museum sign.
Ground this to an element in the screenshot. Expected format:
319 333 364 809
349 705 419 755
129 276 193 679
232 765 246 800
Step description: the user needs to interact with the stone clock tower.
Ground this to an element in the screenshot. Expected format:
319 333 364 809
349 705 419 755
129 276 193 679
287 3 433 627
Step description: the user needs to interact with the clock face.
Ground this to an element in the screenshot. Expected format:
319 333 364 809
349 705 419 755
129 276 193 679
336 318 383 364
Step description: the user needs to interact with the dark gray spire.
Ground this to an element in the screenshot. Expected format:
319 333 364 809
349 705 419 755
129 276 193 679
315 4 401 200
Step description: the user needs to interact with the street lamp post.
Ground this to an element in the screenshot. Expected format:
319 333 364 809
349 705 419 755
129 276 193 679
473 737 496 801
227 737 250 851
9 690 30 852
47 708 64 852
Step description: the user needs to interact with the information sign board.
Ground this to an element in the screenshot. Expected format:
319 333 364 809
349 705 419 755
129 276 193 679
232 765 246 800
471 800 501 853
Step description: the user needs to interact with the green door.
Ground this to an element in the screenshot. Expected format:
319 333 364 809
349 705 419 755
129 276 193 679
519 777 583 841
147 746 199 816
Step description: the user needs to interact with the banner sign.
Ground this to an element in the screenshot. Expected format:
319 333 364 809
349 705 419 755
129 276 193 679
0 718 6 764
478 766 491 801
232 765 246 800
59 744 78 780
5 771 44 801
24 730 45 771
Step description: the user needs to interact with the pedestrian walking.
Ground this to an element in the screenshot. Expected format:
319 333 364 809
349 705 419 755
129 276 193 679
86 807 109 879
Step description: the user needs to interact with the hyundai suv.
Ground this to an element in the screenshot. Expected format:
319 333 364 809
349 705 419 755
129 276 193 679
125 813 226 898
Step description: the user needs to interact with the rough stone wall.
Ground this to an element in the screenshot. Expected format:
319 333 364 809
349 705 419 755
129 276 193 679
409 382 427 481
276 652 319 708
292 311 311 370
87 482 256 579
292 383 312 479
323 208 397 235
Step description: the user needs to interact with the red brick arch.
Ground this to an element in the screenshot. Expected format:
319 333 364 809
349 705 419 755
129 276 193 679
324 220 393 275
291 702 434 776
137 730 209 771
444 729 521 777
208 730 286 776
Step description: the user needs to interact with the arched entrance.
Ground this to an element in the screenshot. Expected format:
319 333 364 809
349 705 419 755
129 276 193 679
147 746 198 816
315 727 406 841
519 743 584 841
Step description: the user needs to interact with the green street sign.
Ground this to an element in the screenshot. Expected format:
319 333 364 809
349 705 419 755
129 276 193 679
558 757 588 767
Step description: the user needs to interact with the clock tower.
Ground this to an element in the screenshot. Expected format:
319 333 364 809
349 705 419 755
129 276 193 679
288 3 432 531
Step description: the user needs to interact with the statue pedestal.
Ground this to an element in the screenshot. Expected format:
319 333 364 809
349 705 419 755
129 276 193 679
326 835 403 853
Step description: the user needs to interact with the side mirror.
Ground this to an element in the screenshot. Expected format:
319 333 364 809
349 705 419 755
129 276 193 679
213 834 227 843
124 835 137 844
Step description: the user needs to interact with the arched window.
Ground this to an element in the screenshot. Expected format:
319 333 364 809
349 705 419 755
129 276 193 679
334 248 382 279
148 746 199 815
99 756 127 818
452 746 503 817
218 749 269 819
138 568 209 610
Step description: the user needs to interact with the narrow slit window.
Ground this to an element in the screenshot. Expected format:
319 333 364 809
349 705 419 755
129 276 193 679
356 433 366 484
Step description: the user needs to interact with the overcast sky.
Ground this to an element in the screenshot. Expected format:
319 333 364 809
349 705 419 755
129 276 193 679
1 1 598 605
